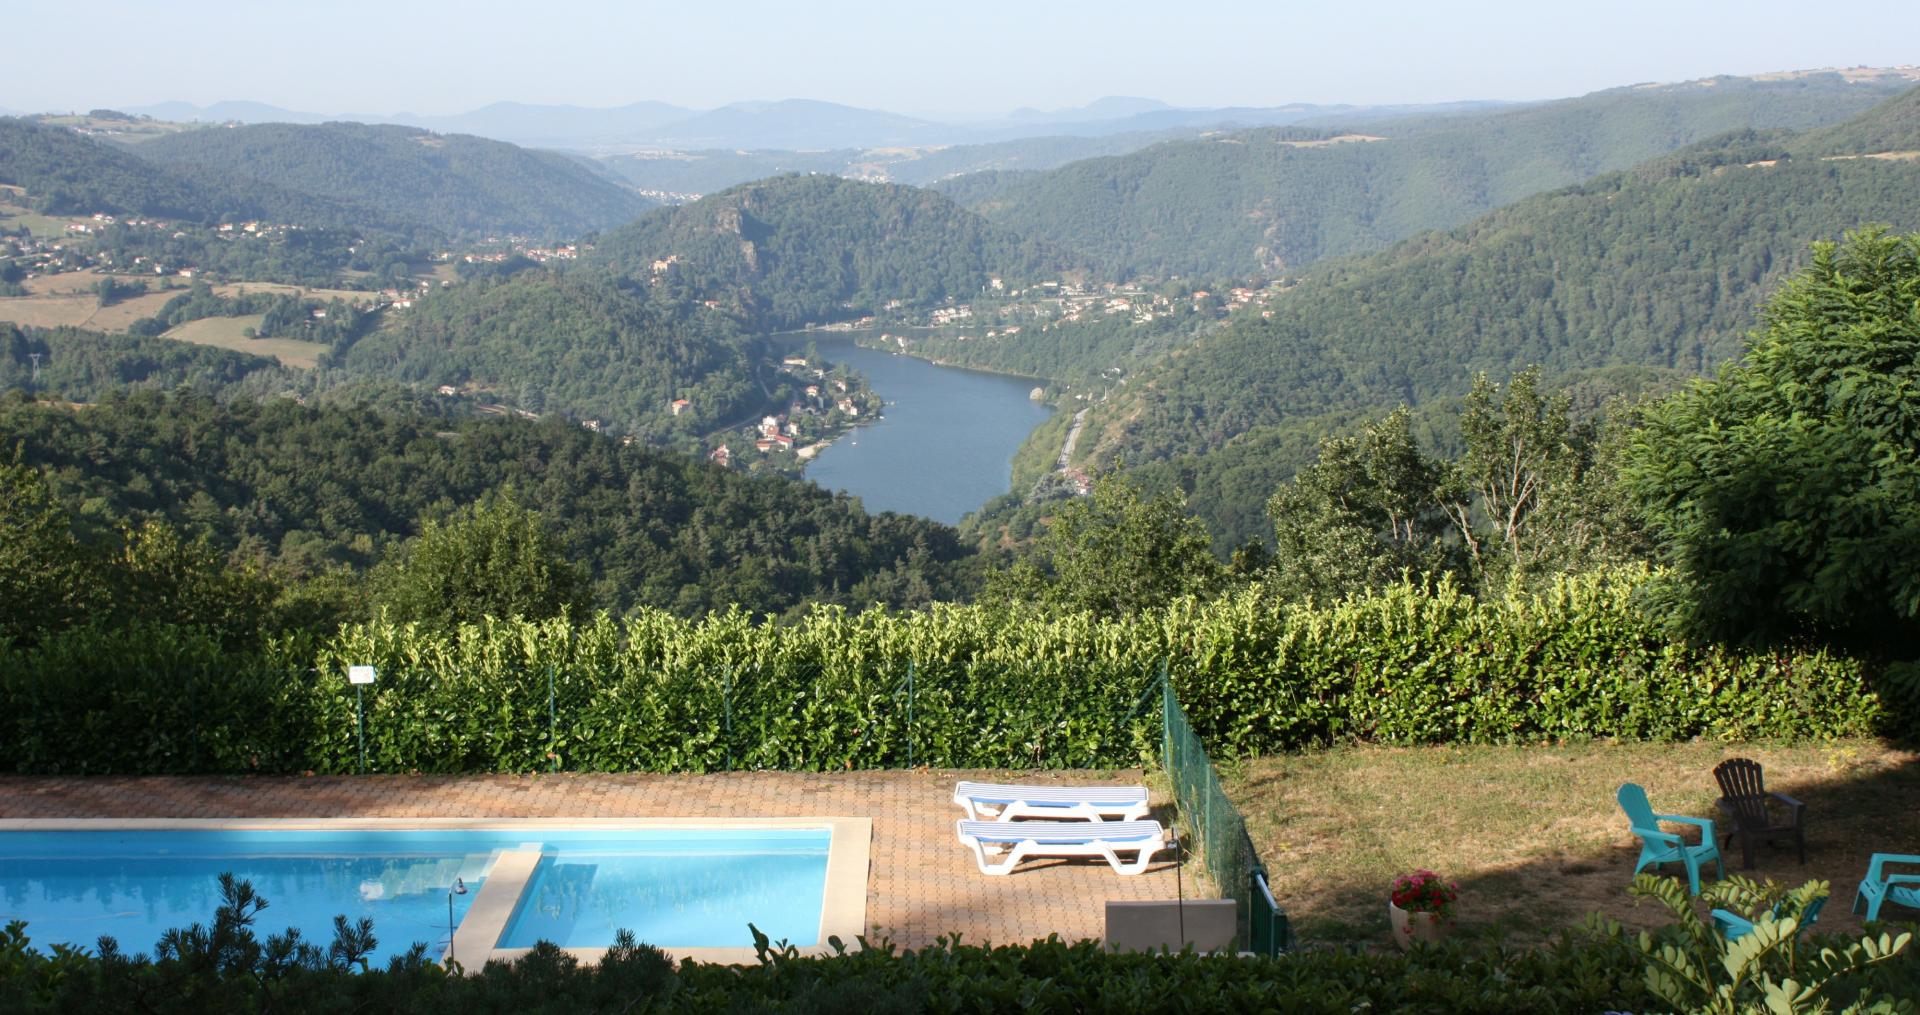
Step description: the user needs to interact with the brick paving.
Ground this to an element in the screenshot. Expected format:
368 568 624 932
0 770 1185 949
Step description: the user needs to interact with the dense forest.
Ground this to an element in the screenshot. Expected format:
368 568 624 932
585 175 1070 329
0 322 291 401
332 270 768 438
0 391 982 618
131 122 656 239
0 117 371 228
962 76 1912 278
1066 125 1920 483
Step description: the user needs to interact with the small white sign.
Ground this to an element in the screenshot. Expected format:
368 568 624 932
348 665 377 685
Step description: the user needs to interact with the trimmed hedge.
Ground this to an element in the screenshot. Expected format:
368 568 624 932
0 568 1894 775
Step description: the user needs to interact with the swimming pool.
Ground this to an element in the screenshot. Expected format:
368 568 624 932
0 819 870 964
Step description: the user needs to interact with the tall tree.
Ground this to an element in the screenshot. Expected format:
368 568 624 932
1622 229 1920 651
986 473 1222 615
372 490 588 630
1438 368 1606 587
1265 407 1454 602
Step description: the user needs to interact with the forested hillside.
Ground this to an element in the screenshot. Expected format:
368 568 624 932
0 117 366 226
0 391 981 616
1049 110 1920 543
332 270 765 438
586 175 1068 329
1 322 290 401
131 122 655 238
964 75 1912 278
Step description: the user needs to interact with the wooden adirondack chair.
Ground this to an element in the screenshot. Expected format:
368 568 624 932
1712 758 1806 868
1618 783 1723 894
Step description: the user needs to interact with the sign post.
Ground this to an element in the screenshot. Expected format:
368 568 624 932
348 665 376 773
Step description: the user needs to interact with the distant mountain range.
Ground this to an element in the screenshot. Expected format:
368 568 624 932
0 117 652 238
109 95 1511 152
955 72 1920 278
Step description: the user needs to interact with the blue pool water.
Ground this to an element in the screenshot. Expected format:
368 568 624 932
501 832 829 948
0 827 831 961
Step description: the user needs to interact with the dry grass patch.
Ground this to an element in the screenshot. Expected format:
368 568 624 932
0 294 98 328
163 315 327 368
1223 739 1920 948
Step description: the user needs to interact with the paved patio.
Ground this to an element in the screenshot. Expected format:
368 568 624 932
0 770 1186 949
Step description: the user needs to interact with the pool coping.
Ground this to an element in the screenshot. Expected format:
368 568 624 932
0 816 873 967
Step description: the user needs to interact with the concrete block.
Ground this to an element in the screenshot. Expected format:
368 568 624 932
1104 899 1237 953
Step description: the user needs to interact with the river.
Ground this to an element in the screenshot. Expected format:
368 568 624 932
784 334 1053 525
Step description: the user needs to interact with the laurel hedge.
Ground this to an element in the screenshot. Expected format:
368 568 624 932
0 567 1894 775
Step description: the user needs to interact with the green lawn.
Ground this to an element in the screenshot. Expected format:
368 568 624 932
1221 739 1920 948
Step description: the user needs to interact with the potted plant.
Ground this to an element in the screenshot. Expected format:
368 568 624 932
1388 869 1457 949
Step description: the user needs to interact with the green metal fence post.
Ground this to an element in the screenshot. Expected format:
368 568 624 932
906 662 916 769
723 665 734 772
1159 659 1173 773
355 684 366 775
547 664 557 772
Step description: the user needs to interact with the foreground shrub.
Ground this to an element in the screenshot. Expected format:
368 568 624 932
1627 874 1915 1014
3 875 1916 1014
0 567 1894 774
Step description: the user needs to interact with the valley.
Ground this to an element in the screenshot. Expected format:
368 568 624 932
6 15 1920 1001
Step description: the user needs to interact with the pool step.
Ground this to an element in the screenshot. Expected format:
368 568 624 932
447 850 541 968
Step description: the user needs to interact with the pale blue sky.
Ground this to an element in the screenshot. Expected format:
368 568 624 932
6 0 1917 119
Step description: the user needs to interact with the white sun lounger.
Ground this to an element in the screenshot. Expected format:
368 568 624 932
956 819 1169 876
951 781 1151 822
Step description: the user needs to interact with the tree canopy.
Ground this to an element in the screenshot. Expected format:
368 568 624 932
1623 229 1920 652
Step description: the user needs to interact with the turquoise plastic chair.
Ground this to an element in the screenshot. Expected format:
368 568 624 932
1853 853 1920 921
1711 895 1826 941
1618 783 1723 894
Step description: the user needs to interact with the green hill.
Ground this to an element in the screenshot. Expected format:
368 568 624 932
585 174 1067 329
0 391 980 616
130 121 655 238
1051 99 1920 542
333 270 766 438
1792 84 1920 155
0 116 364 226
965 75 1912 279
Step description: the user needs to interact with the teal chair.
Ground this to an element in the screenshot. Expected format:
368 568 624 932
1853 853 1920 921
1711 895 1825 941
1618 783 1723 894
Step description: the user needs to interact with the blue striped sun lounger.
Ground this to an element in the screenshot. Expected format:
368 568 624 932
956 818 1168 875
951 781 1151 822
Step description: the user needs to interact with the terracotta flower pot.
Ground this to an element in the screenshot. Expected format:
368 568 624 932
1389 899 1447 949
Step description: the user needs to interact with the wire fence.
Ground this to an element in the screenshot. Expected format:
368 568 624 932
1160 667 1292 955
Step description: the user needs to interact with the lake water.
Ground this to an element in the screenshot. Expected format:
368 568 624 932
789 335 1052 525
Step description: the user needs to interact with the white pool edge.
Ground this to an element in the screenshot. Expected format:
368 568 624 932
0 816 874 967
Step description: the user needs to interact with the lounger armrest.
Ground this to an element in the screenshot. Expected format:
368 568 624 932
1866 853 1920 883
1655 814 1716 840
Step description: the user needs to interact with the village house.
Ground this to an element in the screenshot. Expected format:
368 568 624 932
836 398 860 416
708 444 732 467
671 398 691 416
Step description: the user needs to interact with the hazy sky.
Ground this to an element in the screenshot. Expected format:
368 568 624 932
6 0 1917 119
